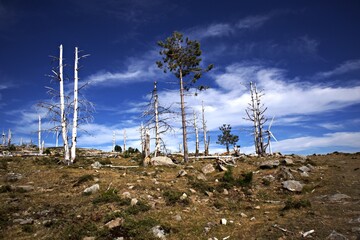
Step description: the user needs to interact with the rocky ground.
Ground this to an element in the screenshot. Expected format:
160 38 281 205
0 150 359 239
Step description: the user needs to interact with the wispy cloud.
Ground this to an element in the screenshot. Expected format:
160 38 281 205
315 59 360 79
236 14 271 29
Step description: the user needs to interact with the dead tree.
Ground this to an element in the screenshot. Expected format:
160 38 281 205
38 115 43 154
201 101 209 155
193 110 199 156
123 129 127 152
142 81 174 156
2 130 6 146
39 45 93 164
245 82 268 155
7 129 11 146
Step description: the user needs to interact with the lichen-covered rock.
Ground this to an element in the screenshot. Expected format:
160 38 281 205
282 180 303 192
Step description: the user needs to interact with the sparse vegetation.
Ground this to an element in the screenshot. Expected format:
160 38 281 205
73 174 94 187
282 198 311 211
163 189 190 206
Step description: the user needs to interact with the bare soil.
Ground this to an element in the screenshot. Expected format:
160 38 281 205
0 151 359 239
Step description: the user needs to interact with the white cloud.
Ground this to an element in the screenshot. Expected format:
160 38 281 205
315 59 360 79
236 15 271 29
188 23 234 39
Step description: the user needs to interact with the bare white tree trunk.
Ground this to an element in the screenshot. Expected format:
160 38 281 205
202 101 209 156
145 128 150 158
55 127 59 147
112 131 116 152
7 129 11 146
123 129 127 152
193 110 199 156
153 82 160 156
59 44 70 162
38 115 43 154
179 70 189 162
140 123 145 155
2 130 5 146
70 47 79 163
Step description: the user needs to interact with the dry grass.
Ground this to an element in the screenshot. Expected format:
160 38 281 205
0 152 359 239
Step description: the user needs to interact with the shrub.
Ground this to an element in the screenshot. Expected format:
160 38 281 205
188 179 214 195
220 168 253 189
163 190 190 206
124 201 151 215
92 189 130 205
282 198 311 211
73 174 94 187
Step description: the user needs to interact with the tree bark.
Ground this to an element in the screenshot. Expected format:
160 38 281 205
202 101 208 156
154 81 160 156
71 47 79 163
38 115 42 154
59 44 70 162
193 111 199 156
179 70 188 162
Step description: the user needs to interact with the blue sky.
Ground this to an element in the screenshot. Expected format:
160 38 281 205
1 0 360 155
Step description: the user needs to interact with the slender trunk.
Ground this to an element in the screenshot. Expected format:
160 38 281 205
140 123 145 156
145 128 150 158
71 47 79 163
179 70 188 162
7 129 11 146
59 44 70 162
123 129 127 152
202 101 208 156
193 111 199 156
38 115 42 154
55 128 59 147
154 81 160 156
226 144 229 154
112 131 116 152
249 82 259 155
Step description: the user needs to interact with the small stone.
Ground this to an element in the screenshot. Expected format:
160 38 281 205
250 217 256 221
16 185 34 192
105 218 123 229
20 218 34 225
122 191 131 198
189 188 196 193
152 225 166 239
300 171 309 177
205 191 213 197
83 237 96 240
282 180 303 192
299 166 311 173
151 156 175 166
177 170 187 177
130 198 138 206
325 230 348 240
282 158 294 165
173 214 182 221
218 165 228 172
328 193 351 202
240 212 247 218
254 206 260 210
91 161 102 169
5 173 23 182
196 173 207 181
223 189 229 195
220 218 227 225
83 184 99 194
180 193 187 200
202 164 215 174
260 160 280 169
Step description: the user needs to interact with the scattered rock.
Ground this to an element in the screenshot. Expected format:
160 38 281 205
14 218 34 225
282 180 303 192
250 217 256 221
173 214 182 221
5 172 22 182
151 225 166 239
105 217 124 229
349 216 360 224
189 188 196 193
91 161 102 169
151 156 175 166
205 191 213 197
16 185 34 192
299 166 311 173
177 170 187 177
262 174 275 183
326 230 348 240
130 198 138 206
223 189 229 195
197 173 207 181
202 164 215 174
300 171 309 177
83 184 99 194
277 167 294 180
240 212 247 218
220 218 227 225
83 237 96 240
254 206 260 210
260 160 280 169
282 158 294 166
180 193 187 200
122 192 131 198
328 193 351 202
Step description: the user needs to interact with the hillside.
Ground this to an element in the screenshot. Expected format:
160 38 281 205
0 151 359 239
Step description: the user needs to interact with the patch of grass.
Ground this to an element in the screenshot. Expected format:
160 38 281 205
188 179 214 195
33 157 59 165
220 167 253 189
124 201 151 215
0 185 12 193
114 217 160 240
98 159 112 165
22 224 35 233
92 189 130 206
282 198 311 211
0 159 8 170
61 221 98 240
163 189 190 206
73 174 94 187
